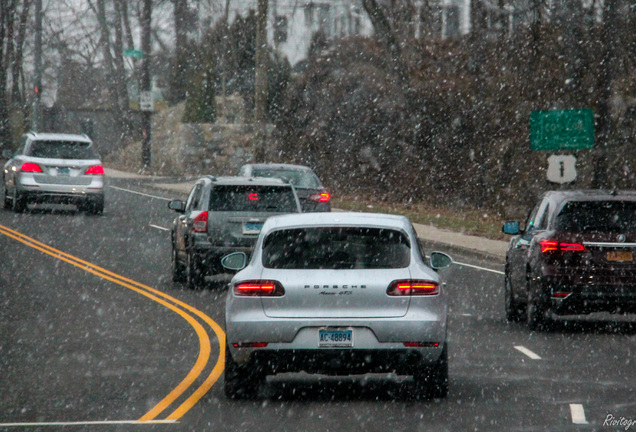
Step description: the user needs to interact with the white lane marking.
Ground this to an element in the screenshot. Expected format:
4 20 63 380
454 261 504 275
514 345 542 360
149 224 170 231
0 420 177 427
570 404 588 424
110 185 172 201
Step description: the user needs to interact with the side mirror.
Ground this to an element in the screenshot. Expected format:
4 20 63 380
430 251 453 270
221 252 247 271
168 199 186 213
502 221 521 235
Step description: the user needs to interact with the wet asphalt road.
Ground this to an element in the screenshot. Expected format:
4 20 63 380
1 177 635 432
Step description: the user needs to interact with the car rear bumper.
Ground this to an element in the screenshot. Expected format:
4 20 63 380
226 311 447 368
17 173 103 198
239 346 445 376
542 277 636 314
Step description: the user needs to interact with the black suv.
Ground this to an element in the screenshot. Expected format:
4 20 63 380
503 190 636 330
169 176 301 288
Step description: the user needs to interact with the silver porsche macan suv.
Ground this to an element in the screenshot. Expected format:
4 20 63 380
2 132 104 214
222 212 453 399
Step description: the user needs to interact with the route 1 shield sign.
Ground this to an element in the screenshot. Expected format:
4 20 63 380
547 154 577 184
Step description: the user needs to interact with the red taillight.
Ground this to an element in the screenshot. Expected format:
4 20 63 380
192 212 208 233
387 279 439 296
232 342 268 348
248 193 259 201
20 162 43 173
308 192 330 202
540 240 585 253
403 342 440 347
85 165 105 175
234 280 285 297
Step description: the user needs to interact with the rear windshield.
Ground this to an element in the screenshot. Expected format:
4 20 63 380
209 185 297 212
262 227 411 269
252 169 321 188
27 140 98 159
555 201 636 232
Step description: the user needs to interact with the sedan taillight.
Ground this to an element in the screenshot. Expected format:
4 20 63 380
308 192 330 202
540 240 585 253
234 280 285 297
192 212 208 233
387 279 440 296
20 162 43 173
85 165 105 175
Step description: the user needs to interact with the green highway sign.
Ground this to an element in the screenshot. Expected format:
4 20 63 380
124 49 143 59
530 108 594 151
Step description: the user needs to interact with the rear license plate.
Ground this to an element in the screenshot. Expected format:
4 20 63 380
318 329 353 348
57 167 70 176
607 251 633 262
242 223 263 235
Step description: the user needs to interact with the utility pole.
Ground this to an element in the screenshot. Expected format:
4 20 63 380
141 0 152 169
32 0 42 132
254 0 268 161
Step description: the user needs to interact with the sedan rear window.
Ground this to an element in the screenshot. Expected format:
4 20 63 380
28 140 99 159
252 169 321 188
262 227 411 269
555 201 636 233
209 185 298 212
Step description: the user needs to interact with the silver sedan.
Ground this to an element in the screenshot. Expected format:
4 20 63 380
222 212 452 399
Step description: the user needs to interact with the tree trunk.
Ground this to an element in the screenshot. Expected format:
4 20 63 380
254 0 268 161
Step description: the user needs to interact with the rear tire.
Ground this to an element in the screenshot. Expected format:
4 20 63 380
172 247 186 283
12 189 26 213
505 274 525 322
224 344 264 399
412 344 449 399
527 281 550 331
84 197 104 215
3 186 12 210
185 251 205 289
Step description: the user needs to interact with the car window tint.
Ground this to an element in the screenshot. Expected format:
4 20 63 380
262 227 411 269
186 183 203 211
27 140 99 159
209 185 297 212
535 201 550 230
555 201 636 232
252 169 320 188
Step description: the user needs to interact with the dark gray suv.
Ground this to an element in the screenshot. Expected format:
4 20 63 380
168 176 301 289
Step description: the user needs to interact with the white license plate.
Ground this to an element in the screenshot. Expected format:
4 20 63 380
318 329 353 347
57 167 70 176
242 223 263 235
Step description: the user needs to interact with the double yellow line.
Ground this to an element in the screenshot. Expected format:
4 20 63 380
0 223 225 421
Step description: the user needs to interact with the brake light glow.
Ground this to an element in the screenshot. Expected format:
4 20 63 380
387 279 439 296
232 342 268 348
248 193 259 201
308 192 330 202
540 240 585 253
234 280 285 297
85 165 105 175
192 212 208 233
20 162 43 173
403 342 440 347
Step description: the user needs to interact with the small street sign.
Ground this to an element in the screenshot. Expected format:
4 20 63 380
530 109 594 151
547 154 577 184
124 49 143 59
140 91 154 112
